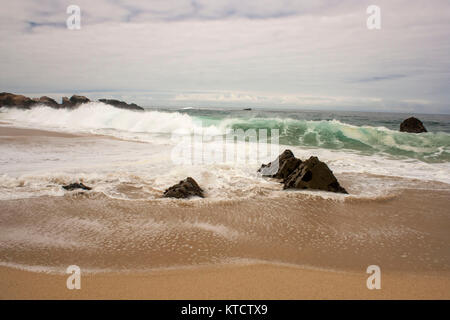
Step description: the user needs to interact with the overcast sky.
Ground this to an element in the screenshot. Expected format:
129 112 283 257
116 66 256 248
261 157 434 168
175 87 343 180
0 0 449 113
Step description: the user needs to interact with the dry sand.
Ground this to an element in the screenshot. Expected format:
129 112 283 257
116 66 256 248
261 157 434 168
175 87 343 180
1 265 449 300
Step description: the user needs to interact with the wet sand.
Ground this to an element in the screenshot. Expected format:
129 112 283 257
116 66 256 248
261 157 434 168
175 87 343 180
1 264 449 299
0 125 79 138
1 189 449 273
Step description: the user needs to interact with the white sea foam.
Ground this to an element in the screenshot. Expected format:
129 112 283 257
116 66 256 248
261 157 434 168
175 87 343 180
191 222 240 240
0 103 224 137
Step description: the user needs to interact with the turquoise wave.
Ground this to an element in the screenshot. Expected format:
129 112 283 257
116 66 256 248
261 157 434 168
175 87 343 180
220 118 450 163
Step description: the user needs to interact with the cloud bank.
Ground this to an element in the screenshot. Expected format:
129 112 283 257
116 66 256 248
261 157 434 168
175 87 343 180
0 0 449 113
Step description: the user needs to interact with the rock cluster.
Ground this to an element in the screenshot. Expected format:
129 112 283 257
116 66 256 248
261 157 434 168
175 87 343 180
258 150 348 194
0 92 143 111
0 92 36 109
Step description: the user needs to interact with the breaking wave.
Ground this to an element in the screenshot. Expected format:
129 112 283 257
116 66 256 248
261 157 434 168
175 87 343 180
1 102 450 163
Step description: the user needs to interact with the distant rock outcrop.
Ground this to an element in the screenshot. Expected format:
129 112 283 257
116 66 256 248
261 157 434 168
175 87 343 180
70 95 90 106
33 96 59 108
60 95 90 108
0 92 143 111
163 177 204 199
400 117 427 133
99 99 144 111
0 92 36 109
61 96 72 108
258 150 348 194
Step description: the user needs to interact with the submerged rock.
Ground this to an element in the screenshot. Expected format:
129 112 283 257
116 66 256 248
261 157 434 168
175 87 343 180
62 183 92 191
258 150 348 194
99 99 144 111
400 117 427 133
163 177 204 199
258 149 302 180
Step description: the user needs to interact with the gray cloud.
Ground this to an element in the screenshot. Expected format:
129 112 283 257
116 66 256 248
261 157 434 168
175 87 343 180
0 0 449 113
356 74 408 83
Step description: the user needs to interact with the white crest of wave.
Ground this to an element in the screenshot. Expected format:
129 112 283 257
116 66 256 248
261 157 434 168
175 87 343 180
2 103 222 135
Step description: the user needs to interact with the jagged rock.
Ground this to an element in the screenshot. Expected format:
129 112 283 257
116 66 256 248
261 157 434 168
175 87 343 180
60 95 90 108
283 156 347 194
400 117 427 133
33 96 59 108
69 95 90 106
62 182 92 191
258 149 302 179
0 92 36 109
163 177 204 199
61 96 71 107
258 150 348 194
99 99 144 111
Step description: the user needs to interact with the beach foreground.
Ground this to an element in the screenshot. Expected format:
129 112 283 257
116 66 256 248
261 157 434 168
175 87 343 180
1 265 449 300
0 122 449 300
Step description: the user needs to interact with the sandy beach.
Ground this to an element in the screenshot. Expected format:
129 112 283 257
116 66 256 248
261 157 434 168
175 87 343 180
2 265 449 300
1 124 449 300
0 125 79 138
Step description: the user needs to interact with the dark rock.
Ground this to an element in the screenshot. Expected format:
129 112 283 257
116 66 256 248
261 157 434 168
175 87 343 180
163 177 204 199
400 117 427 133
283 156 347 194
33 96 59 108
69 95 90 106
61 96 71 107
60 95 90 108
99 99 144 111
258 149 302 180
62 182 92 191
0 92 36 109
243 108 252 111
1 92 141 110
258 150 347 194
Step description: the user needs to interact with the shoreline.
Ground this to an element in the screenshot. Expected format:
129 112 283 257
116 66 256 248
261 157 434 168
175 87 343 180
0 125 80 138
1 264 449 299
0 122 152 143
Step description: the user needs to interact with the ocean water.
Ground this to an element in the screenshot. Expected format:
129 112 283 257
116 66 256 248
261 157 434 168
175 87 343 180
176 107 450 163
4 104 450 160
0 103 450 202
